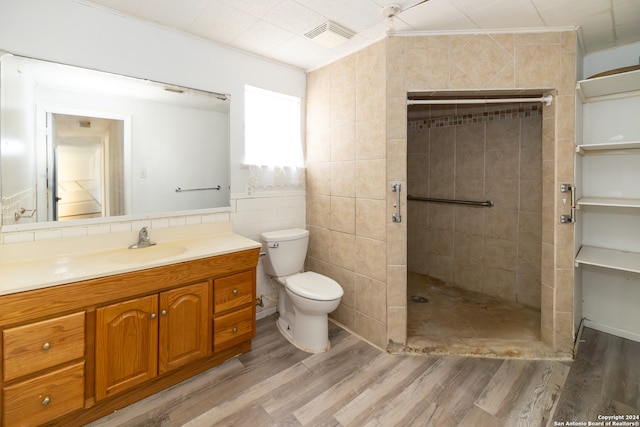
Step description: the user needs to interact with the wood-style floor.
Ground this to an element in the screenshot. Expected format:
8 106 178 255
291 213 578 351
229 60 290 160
87 314 584 427
552 326 640 424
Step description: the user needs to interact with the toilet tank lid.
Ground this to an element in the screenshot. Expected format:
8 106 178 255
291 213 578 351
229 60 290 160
261 228 309 242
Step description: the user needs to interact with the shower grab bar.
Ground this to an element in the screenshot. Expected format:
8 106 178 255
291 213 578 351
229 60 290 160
407 195 494 207
175 185 221 192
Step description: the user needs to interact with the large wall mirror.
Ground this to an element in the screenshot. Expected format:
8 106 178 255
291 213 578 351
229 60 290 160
1 54 230 229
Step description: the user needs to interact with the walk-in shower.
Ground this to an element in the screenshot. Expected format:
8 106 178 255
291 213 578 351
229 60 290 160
405 92 547 357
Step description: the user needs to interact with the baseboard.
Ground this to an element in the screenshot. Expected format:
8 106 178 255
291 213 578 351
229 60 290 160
256 306 277 320
583 319 640 343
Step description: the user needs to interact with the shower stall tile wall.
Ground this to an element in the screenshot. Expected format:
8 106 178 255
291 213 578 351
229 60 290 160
407 103 542 309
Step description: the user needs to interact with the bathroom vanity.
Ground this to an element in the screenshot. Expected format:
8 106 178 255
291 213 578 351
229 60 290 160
0 223 260 426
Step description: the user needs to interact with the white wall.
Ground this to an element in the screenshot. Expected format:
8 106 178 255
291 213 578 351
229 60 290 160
583 41 640 78
0 0 307 318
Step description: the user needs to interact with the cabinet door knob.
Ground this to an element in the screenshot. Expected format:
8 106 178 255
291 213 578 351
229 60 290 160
232 327 238 333
232 289 238 296
42 342 51 351
42 396 51 406
161 310 168 317
150 313 157 319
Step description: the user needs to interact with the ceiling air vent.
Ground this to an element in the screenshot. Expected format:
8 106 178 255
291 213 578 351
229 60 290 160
304 21 355 48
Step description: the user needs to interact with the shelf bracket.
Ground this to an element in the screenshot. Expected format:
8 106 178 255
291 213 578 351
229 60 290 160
560 183 576 224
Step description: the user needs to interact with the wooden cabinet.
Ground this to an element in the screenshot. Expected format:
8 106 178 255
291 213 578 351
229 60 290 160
575 69 640 342
95 295 159 400
2 312 86 427
3 362 85 427
159 282 209 374
95 282 212 399
213 271 256 352
0 247 260 426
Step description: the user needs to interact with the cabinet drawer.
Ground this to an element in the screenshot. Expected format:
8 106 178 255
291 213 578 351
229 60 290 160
3 312 85 381
213 271 254 313
213 306 254 352
3 361 85 427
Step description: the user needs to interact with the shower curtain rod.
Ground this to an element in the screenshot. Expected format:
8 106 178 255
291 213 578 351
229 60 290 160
407 95 553 106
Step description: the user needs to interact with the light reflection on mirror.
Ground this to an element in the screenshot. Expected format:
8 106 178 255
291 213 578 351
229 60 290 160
1 54 230 229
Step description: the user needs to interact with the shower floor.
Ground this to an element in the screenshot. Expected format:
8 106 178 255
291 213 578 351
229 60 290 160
394 272 559 359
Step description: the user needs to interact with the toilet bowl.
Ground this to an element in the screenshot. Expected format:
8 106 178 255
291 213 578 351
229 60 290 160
261 229 344 353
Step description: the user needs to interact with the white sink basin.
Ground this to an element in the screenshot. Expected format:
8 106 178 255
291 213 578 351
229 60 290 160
108 244 188 264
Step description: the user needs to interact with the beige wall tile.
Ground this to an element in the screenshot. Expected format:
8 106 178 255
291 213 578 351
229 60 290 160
518 211 542 244
330 264 356 308
355 274 387 323
331 124 356 162
405 46 450 89
330 56 356 128
306 128 331 163
308 225 332 262
356 159 386 200
387 306 407 345
515 44 562 88
331 230 356 271
482 266 516 300
387 222 407 266
356 198 386 241
356 119 385 160
451 34 513 88
354 312 386 348
483 237 517 271
355 236 386 281
330 303 355 330
387 96 407 140
306 161 331 196
306 195 330 228
331 161 356 197
517 266 541 308
387 265 407 307
331 196 356 234
555 267 573 313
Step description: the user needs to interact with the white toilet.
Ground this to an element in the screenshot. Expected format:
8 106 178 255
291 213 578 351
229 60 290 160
261 228 343 353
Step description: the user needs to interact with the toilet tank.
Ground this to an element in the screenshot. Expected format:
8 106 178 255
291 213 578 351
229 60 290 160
260 228 309 278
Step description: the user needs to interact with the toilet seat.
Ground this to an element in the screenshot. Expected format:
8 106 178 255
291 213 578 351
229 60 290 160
285 272 344 301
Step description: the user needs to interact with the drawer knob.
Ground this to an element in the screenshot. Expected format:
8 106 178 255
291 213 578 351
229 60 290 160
232 289 238 296
42 342 51 351
161 310 168 317
42 396 51 406
151 313 157 319
232 327 238 333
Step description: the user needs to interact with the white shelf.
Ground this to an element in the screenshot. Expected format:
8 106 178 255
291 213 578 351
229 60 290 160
577 197 640 208
577 69 640 101
576 140 640 153
575 245 640 274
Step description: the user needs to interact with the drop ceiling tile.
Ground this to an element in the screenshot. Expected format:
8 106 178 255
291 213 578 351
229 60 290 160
398 0 479 31
270 36 338 69
294 0 382 32
262 0 328 35
450 0 546 28
129 0 211 30
189 1 259 43
218 0 283 18
85 0 143 15
230 19 297 54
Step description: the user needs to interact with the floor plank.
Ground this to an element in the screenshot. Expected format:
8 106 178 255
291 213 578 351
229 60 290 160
87 318 637 427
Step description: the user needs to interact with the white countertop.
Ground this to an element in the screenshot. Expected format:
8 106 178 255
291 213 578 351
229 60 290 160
0 221 261 296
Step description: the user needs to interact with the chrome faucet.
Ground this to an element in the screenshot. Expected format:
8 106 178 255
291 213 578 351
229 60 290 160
129 226 156 249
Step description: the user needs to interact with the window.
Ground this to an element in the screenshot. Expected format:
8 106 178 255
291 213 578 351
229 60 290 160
244 85 303 167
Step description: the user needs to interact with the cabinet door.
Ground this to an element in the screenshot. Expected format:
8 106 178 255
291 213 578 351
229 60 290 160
159 282 210 374
95 295 158 400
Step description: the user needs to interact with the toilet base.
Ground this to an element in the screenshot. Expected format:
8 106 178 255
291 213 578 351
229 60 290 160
276 313 331 354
